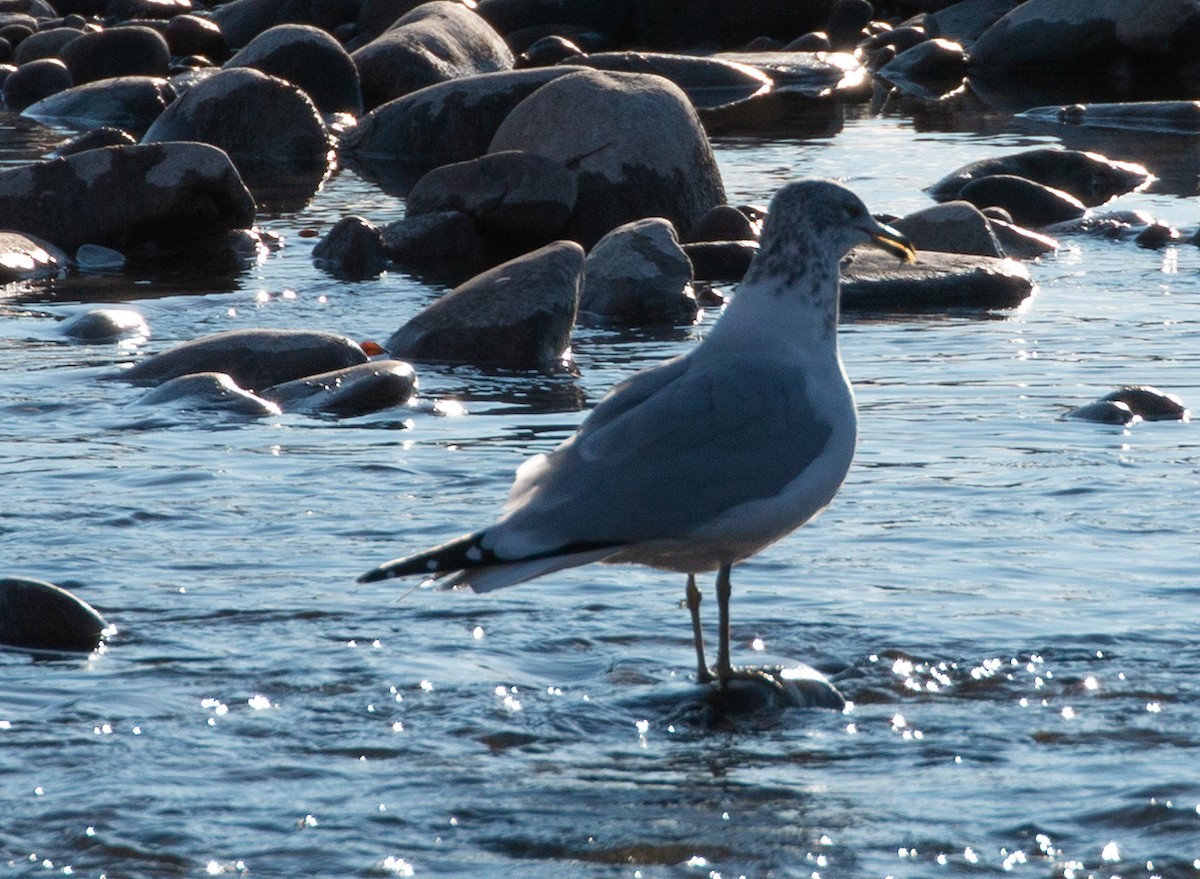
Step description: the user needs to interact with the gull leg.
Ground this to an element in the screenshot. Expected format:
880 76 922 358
715 563 734 685
685 574 714 683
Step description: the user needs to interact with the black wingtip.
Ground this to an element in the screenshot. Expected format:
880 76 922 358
356 532 494 585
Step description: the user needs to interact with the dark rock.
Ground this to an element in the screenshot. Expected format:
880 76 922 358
567 51 770 110
351 1 513 110
986 217 1058 258
406 150 576 247
957 175 1086 228
1134 222 1179 249
927 148 1151 206
1044 209 1161 240
488 69 725 247
924 0 1017 45
841 247 1033 312
11 27 79 64
0 576 109 653
0 141 255 253
685 204 756 243
581 217 697 325
517 34 583 67
141 67 331 173
892 201 1004 258
2 56 71 107
878 37 966 83
825 0 872 50
784 31 831 52
61 307 147 340
260 360 417 416
225 23 362 116
1100 386 1189 421
474 0 629 41
312 214 388 278
50 125 137 156
1019 101 1200 135
22 75 174 134
164 13 231 63
381 209 485 265
385 240 582 370
0 229 67 281
627 0 835 50
341 65 581 170
137 371 282 415
106 0 192 18
354 0 425 41
1066 399 1136 425
60 25 170 84
122 328 369 389
210 0 362 50
682 239 757 281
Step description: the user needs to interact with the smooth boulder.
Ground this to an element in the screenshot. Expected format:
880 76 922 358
385 240 583 370
0 576 109 653
261 360 417 416
59 25 170 84
22 75 174 134
312 215 388 278
488 69 725 247
0 142 255 253
138 371 282 416
892 201 1005 258
0 230 67 281
225 23 362 116
61 308 149 341
927 148 1151 206
121 328 369 389
581 217 698 324
841 248 1034 312
957 175 1087 228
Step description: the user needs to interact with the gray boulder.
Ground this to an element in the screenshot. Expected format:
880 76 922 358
488 69 725 247
405 150 576 246
841 248 1033 312
0 576 109 653
1066 399 1136 425
381 210 485 265
61 308 149 341
927 148 1151 206
0 230 67 281
260 360 417 416
351 1 513 110
121 328 369 389
312 215 388 278
60 26 170 84
22 75 174 134
385 240 582 370
137 371 282 416
569 52 771 110
225 23 362 116
892 201 1005 258
581 217 697 324
987 217 1058 258
0 141 255 253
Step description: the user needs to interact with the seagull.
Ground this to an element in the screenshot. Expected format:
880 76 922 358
359 179 916 689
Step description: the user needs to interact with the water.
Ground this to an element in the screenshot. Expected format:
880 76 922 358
2 100 1200 879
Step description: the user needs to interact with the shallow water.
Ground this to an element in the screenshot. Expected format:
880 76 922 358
2 99 1200 879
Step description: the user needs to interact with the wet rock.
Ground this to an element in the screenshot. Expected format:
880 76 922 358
1134 222 1179 250
2 57 71 108
0 141 255 253
568 51 771 110
0 230 67 281
878 38 966 84
141 67 331 174
841 248 1033 312
1020 100 1200 135
385 240 583 371
164 13 231 63
927 148 1151 207
682 239 757 282
517 34 584 67
341 65 581 170
581 217 696 325
0 576 110 653
312 215 388 279
825 0 873 50
893 201 1004 258
924 0 1017 45
74 243 128 271
381 209 485 265
406 150 576 248
50 126 137 156
1100 385 1189 421
1044 210 1159 240
225 23 362 116
62 308 148 341
137 371 282 415
987 218 1058 258
11 28 79 65
685 204 757 243
489 69 725 247
957 175 1086 228
351 1 513 110
22 75 174 134
59 25 170 85
210 0 362 50
627 0 834 50
121 328 369 390
969 0 1200 79
260 360 417 416
1066 399 1136 425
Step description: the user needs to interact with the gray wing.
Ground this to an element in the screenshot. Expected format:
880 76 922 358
493 354 835 552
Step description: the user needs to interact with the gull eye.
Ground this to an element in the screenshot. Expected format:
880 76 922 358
842 203 860 220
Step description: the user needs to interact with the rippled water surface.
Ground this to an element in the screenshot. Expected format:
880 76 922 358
2 102 1200 879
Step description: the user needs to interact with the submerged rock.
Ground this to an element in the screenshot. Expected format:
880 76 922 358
841 248 1033 312
927 148 1151 206
1066 399 1136 425
1100 385 1189 421
581 217 697 325
138 371 282 416
312 215 388 279
0 576 110 653
61 308 148 341
261 360 417 416
1019 101 1200 135
0 230 67 282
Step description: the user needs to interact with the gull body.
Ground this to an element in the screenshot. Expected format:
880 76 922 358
359 179 916 685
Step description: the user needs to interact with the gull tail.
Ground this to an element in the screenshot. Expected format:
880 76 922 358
357 532 617 593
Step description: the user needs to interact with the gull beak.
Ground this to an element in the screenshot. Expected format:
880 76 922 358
869 221 917 264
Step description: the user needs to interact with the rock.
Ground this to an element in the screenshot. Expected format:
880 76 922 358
0 576 110 653
1100 385 1188 421
121 328 369 389
627 0 835 50
12 28 79 65
62 308 148 341
841 248 1033 312
581 217 697 325
969 0 1200 78
260 360 417 416
312 215 388 278
924 0 1017 45
354 0 426 41
210 0 362 50
2 57 71 108
74 243 128 270
488 69 725 247
474 0 629 43
381 209 485 265
783 32 831 52
341 65 581 170
987 218 1058 258
517 34 584 67
957 175 1087 228
878 38 967 83
568 51 771 110
1044 210 1162 240
60 25 170 84
137 371 282 415
405 150 576 247
1066 399 1136 424
682 239 757 281
164 13 231 62
1019 100 1200 135
1134 222 1179 249
225 23 362 116
22 75 174 134
0 230 67 281
0 141 255 253
825 0 872 50
107 0 192 19
385 240 582 370
141 67 331 174
351 1 513 110
926 148 1151 206
50 126 137 156
685 204 757 243
892 201 1004 258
